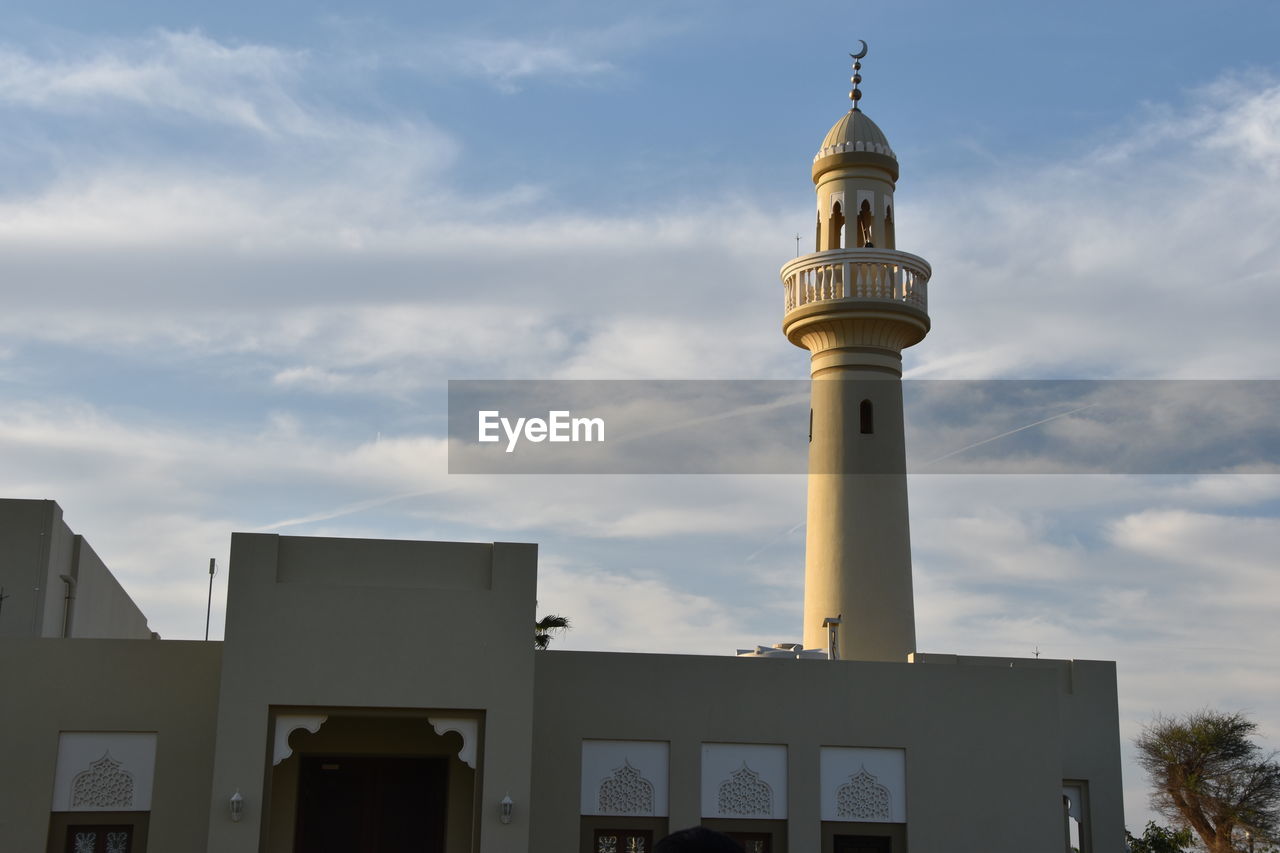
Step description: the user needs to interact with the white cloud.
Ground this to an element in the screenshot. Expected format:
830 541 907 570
1165 472 1280 506
925 509 1087 581
535 559 752 655
368 17 683 93
1109 508 1280 611
1201 74 1280 177
905 76 1280 381
0 29 459 227
443 37 614 92
0 30 315 137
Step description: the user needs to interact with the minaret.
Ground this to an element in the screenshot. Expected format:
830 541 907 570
780 46 932 662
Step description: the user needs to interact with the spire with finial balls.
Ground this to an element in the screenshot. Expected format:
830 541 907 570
849 40 868 111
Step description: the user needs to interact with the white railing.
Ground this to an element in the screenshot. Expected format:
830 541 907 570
780 248 931 314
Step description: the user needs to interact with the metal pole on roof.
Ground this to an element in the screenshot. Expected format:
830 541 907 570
205 558 216 641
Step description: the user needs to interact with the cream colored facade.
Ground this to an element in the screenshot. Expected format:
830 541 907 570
1 516 1125 853
0 60 1126 853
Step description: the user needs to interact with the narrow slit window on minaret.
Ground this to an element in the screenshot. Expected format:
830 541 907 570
829 201 845 250
815 212 822 253
859 399 874 434
884 204 895 249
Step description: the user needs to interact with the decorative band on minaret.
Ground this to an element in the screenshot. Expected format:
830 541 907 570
780 44 933 662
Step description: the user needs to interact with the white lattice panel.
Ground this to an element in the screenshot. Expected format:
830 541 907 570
820 746 905 823
52 732 157 812
700 743 788 819
580 740 669 817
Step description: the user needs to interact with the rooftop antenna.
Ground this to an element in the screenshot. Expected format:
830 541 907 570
794 233 801 257
205 558 216 641
849 40 868 112
1034 645 1041 659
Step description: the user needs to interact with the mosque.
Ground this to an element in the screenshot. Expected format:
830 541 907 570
0 50 1124 853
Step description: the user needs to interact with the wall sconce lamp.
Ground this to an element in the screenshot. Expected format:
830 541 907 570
499 794 514 824
229 789 244 822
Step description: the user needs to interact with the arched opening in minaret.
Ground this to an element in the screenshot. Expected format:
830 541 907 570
828 201 845 250
857 200 874 248
859 399 874 434
884 204 895 249
815 212 822 253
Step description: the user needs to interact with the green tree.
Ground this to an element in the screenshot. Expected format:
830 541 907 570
534 613 570 649
1125 821 1193 853
1135 710 1280 853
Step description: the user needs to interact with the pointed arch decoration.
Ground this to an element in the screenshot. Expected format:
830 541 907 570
597 760 656 816
836 766 892 821
829 201 846 250
70 752 135 809
717 762 774 817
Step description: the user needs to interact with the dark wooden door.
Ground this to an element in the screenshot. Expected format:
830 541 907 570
294 756 448 853
593 829 654 853
65 826 133 853
833 835 891 853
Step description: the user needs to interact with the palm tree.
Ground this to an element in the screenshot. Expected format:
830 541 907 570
534 614 570 649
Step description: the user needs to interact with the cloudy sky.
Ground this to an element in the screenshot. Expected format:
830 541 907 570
2 0 1279 833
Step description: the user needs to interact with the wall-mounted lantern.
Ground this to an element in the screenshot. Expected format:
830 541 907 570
229 789 244 822
499 794 514 824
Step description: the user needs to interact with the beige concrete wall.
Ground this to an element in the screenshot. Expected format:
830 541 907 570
910 653 1126 851
68 535 153 639
0 637 222 853
0 498 62 637
1057 660 1125 851
42 505 76 635
0 499 151 640
2 508 1123 853
205 533 538 853
532 651 1125 853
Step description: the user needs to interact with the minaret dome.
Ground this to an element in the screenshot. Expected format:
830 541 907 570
812 109 899 253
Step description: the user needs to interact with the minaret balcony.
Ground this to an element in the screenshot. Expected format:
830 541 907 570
780 248 930 315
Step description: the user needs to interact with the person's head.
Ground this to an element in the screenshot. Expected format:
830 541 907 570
654 826 745 853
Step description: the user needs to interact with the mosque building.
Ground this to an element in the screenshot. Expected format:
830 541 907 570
0 49 1124 853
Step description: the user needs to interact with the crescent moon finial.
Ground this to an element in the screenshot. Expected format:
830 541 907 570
848 42 868 111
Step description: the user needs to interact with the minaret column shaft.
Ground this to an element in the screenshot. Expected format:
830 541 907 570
802 349 916 661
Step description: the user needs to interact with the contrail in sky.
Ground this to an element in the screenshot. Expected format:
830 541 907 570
918 402 1098 468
